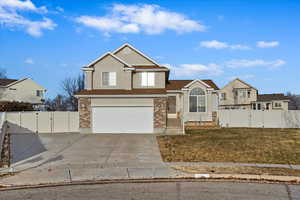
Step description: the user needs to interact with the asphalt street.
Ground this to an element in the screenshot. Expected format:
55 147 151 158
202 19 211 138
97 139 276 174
1 181 300 200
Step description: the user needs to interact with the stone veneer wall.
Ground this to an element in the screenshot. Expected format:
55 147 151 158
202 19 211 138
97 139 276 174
154 97 167 129
79 97 91 129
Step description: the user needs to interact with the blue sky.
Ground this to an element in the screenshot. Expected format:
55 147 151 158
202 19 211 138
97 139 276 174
1 0 300 98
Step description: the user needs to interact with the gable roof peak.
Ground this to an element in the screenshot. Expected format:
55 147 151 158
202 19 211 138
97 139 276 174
222 78 257 90
112 43 160 66
183 79 213 89
85 51 132 68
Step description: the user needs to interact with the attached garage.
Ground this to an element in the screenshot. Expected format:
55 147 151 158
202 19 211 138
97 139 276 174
91 98 154 134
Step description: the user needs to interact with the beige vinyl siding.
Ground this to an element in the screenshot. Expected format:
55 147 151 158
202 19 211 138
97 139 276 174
219 79 257 107
114 46 155 65
92 54 132 90
91 98 153 106
0 79 46 104
183 81 214 122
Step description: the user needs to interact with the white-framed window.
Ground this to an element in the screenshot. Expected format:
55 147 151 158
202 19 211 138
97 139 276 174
189 88 206 112
257 103 261 110
221 92 226 100
102 72 116 87
141 72 155 87
36 90 43 97
274 102 282 108
252 103 256 110
247 90 251 98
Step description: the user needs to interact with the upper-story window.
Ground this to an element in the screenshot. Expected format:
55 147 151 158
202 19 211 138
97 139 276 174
36 90 44 97
102 72 116 87
189 88 206 112
247 90 251 98
221 92 226 100
141 72 155 87
274 102 282 108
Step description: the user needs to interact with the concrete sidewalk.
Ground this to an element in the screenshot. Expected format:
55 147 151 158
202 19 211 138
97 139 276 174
166 162 300 170
2 161 300 186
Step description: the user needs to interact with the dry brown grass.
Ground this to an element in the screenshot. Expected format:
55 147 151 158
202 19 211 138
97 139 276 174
157 128 300 164
172 166 300 176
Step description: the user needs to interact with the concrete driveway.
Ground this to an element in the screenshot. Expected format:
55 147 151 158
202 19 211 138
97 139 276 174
0 133 174 185
10 133 164 170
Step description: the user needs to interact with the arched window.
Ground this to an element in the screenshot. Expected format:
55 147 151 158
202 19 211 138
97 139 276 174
189 88 206 112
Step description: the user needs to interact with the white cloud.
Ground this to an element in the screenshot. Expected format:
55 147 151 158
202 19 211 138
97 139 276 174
257 41 279 48
225 59 286 69
76 4 205 35
24 58 34 64
230 44 251 50
56 6 64 13
200 40 250 50
169 63 223 77
0 0 56 37
200 40 228 49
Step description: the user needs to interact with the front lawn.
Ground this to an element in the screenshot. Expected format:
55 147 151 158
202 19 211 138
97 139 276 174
157 128 300 164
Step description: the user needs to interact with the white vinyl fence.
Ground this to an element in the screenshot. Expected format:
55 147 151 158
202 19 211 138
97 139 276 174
219 110 300 128
2 112 79 133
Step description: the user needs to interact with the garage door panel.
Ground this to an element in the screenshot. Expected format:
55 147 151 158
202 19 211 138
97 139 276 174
92 107 153 133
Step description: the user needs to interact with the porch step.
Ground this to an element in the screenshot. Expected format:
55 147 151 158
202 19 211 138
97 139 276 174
164 128 184 135
185 121 220 130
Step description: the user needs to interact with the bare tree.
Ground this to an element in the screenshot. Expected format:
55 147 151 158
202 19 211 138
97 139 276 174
287 92 300 110
61 74 84 111
45 95 68 111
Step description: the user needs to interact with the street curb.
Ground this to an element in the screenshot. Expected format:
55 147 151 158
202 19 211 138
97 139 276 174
1 173 300 191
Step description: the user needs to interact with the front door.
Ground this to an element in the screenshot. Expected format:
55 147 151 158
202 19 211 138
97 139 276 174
167 96 177 118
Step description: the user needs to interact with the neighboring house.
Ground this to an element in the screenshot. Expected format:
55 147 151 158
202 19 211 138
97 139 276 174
75 43 219 134
0 78 46 108
288 95 300 110
219 78 290 111
252 94 290 110
219 78 257 110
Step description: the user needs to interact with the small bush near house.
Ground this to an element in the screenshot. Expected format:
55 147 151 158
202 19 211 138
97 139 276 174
0 101 34 112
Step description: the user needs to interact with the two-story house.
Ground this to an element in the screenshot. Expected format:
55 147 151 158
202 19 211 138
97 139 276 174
75 43 219 134
0 78 46 109
252 93 290 110
219 78 290 110
219 78 257 110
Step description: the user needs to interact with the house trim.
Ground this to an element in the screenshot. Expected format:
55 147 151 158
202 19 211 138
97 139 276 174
85 52 133 68
183 79 212 89
75 94 167 98
187 88 208 114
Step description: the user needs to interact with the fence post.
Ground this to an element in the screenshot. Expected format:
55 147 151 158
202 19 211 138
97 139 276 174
36 112 39 134
68 111 70 133
19 112 22 129
51 112 54 133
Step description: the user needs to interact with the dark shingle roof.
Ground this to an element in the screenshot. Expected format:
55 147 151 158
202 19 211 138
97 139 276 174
166 80 219 90
0 78 18 86
257 93 290 101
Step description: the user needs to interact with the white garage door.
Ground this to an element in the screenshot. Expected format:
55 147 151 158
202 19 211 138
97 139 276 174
92 106 153 133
